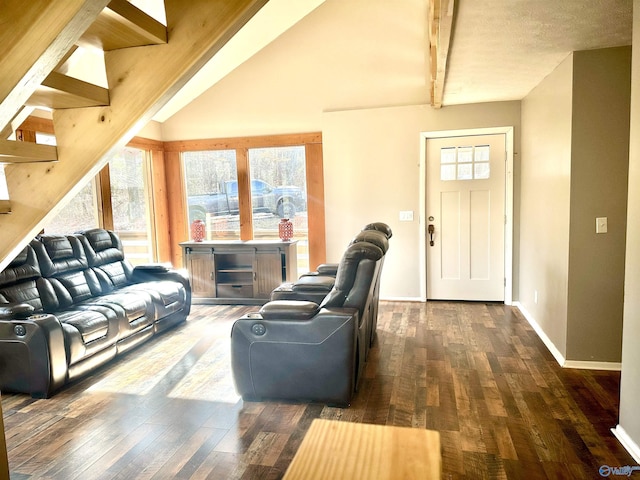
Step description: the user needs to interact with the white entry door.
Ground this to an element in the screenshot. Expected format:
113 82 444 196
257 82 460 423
426 134 505 301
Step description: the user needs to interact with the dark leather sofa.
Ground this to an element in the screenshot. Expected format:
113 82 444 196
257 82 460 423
230 223 391 406
0 228 191 398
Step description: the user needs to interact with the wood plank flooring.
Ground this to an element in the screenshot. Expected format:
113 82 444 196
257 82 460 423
1 302 635 479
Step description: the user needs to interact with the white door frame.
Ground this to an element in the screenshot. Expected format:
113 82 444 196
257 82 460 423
419 126 514 305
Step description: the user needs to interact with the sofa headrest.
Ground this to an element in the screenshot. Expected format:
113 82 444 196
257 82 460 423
83 228 117 252
362 222 392 239
351 230 389 254
40 235 75 260
0 245 41 287
9 247 29 267
33 235 88 277
80 229 125 266
321 242 383 310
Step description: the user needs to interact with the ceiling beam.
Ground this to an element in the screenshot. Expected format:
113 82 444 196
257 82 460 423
429 0 455 108
0 0 110 132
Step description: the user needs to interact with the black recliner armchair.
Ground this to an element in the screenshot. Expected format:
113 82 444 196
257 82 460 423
230 240 385 406
270 222 392 305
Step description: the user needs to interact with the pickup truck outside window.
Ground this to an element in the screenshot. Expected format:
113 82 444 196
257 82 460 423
183 145 309 275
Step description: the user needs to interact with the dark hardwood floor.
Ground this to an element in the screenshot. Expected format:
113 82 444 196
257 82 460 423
1 302 635 479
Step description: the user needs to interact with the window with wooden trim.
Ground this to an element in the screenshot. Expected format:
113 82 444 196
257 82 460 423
183 149 240 240
173 134 324 275
107 147 155 265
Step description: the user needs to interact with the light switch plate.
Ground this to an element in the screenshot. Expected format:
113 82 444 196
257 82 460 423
399 210 414 222
596 217 608 234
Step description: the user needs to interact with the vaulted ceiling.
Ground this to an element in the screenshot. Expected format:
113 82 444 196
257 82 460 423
156 0 632 141
0 0 634 270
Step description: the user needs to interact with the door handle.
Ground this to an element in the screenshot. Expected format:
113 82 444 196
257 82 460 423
428 224 435 246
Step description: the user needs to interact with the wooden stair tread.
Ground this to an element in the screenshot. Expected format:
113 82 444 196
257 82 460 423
28 72 109 109
0 139 57 162
0 200 10 214
80 0 167 51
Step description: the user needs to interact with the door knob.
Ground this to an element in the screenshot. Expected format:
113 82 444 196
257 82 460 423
428 224 435 246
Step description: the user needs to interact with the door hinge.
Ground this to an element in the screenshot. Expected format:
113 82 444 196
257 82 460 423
504 278 506 287
504 215 507 225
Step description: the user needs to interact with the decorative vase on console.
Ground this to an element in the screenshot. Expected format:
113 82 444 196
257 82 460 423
191 219 205 242
278 218 293 241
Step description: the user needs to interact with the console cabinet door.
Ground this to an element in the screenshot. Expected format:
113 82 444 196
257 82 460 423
254 249 284 298
185 249 216 298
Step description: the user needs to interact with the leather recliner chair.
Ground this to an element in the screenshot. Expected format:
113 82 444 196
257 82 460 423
270 222 392 305
230 240 385 406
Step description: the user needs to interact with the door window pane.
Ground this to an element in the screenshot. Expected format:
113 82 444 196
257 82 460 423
108 148 153 265
248 146 309 275
183 150 239 240
440 145 491 181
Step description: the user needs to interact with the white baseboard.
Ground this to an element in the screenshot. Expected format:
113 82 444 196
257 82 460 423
380 296 426 303
513 301 566 366
513 302 622 371
563 360 622 371
612 425 640 464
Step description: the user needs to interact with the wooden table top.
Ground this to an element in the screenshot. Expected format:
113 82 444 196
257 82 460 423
283 419 441 480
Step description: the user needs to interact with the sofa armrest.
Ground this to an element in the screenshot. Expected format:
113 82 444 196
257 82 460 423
316 263 339 276
0 314 67 398
299 263 338 278
132 264 188 283
259 300 319 320
231 306 359 405
0 302 35 319
132 265 191 299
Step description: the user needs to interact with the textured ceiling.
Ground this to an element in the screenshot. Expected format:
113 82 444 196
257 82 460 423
443 0 633 105
155 0 635 134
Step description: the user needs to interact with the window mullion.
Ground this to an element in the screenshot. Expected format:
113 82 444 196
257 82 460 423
97 165 114 230
236 147 253 240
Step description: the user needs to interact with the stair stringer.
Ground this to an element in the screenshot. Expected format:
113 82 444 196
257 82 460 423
0 0 269 271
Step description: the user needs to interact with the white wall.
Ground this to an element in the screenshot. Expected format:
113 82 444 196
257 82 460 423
519 54 573 360
616 0 640 462
322 102 520 299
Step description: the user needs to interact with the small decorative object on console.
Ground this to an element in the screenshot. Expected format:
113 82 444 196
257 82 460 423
191 219 205 242
279 218 293 241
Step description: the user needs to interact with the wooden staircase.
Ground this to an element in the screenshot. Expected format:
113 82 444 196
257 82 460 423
0 0 269 272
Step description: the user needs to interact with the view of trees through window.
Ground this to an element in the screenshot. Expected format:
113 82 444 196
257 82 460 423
248 146 307 234
42 144 153 266
108 147 154 264
42 180 99 235
41 133 99 235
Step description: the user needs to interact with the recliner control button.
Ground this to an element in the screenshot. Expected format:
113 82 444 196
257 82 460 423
14 325 26 337
251 323 266 336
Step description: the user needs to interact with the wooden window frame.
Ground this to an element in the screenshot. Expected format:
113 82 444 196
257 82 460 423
17 118 326 269
164 133 326 269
